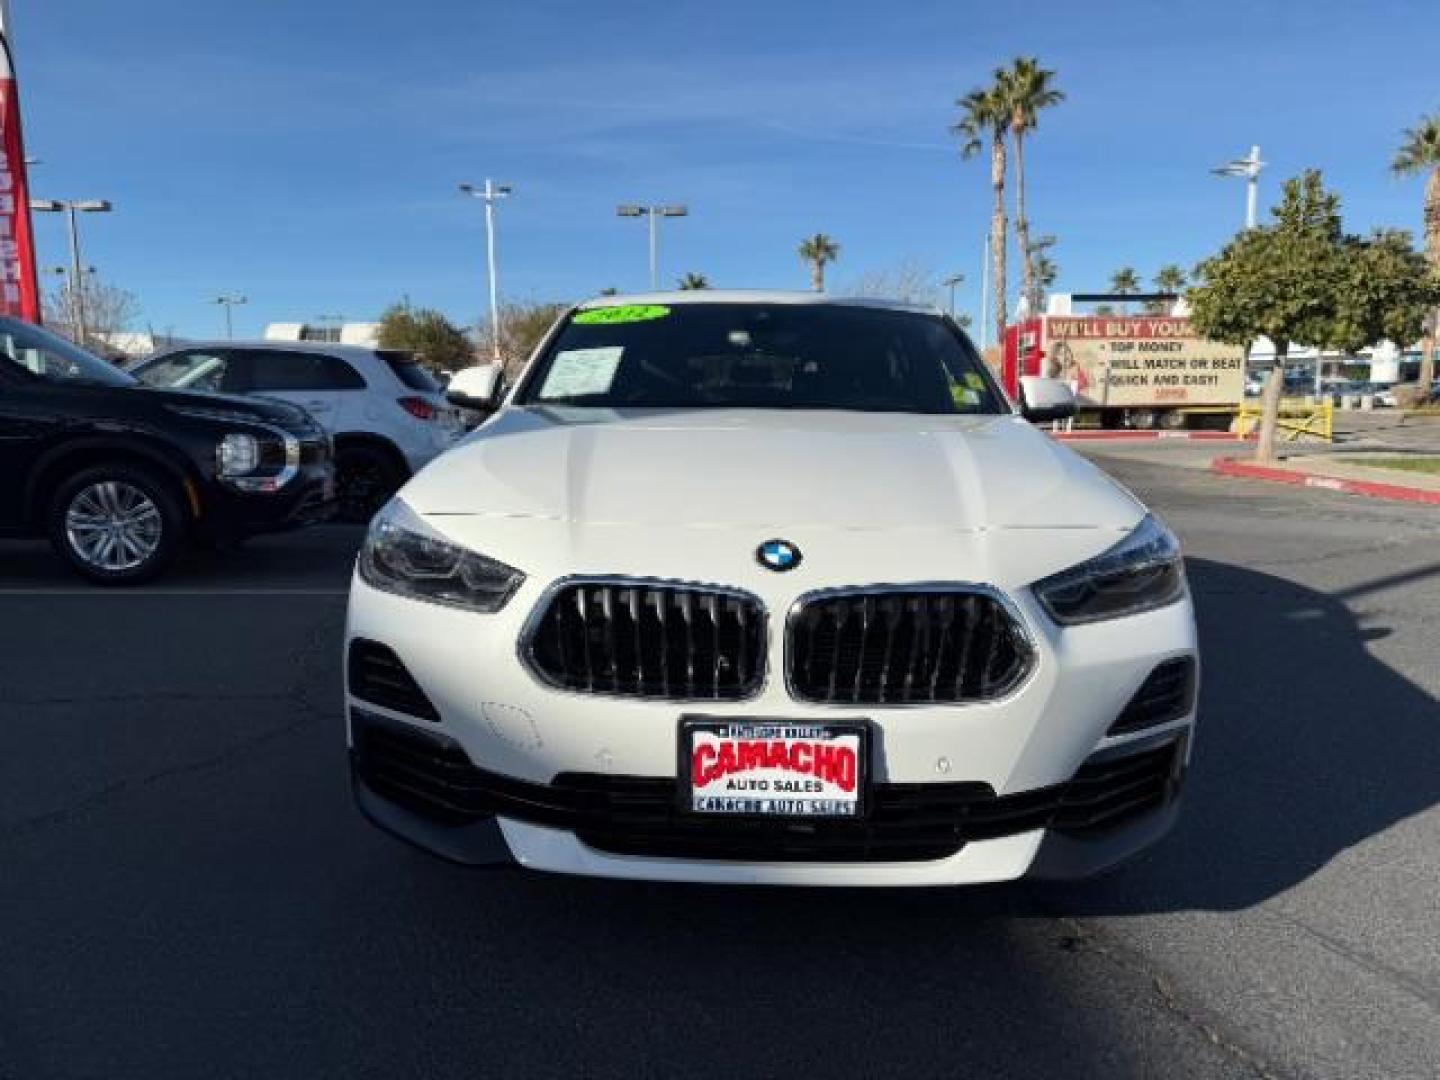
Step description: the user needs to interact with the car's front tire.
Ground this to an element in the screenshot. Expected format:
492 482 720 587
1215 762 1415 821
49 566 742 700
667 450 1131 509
47 463 186 585
335 444 403 524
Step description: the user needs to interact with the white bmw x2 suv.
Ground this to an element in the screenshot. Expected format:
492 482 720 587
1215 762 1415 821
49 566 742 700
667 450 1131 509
345 292 1197 887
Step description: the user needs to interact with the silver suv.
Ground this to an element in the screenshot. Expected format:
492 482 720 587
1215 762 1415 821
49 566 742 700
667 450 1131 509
134 342 462 521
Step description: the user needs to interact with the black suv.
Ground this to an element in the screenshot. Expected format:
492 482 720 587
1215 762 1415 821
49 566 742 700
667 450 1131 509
0 317 335 584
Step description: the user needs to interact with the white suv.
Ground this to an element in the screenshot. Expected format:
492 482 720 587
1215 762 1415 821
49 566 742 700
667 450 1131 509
344 292 1198 887
134 342 462 521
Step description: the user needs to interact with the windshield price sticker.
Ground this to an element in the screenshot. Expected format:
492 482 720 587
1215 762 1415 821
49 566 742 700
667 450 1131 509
573 304 671 325
538 346 624 399
685 721 865 817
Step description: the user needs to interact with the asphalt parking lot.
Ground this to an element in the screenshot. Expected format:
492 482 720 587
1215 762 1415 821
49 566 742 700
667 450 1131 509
2 446 1437 1080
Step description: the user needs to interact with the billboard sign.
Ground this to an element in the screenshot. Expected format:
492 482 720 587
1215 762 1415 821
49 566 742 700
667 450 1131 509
1043 316 1245 408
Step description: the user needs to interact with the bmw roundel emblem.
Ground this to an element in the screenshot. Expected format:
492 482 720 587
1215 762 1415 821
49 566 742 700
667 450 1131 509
757 539 802 572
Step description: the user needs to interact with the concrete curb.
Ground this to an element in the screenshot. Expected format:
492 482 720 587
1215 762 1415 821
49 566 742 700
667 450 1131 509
1053 431 1253 442
1211 457 1440 506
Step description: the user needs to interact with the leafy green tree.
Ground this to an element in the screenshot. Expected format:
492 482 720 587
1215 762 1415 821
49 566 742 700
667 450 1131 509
797 234 840 292
953 83 1011 345
677 272 710 290
1189 170 1439 456
1392 113 1440 388
376 301 474 372
1335 229 1440 357
996 58 1063 313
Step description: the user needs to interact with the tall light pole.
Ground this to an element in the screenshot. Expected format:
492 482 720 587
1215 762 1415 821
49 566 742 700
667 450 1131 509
616 204 688 290
212 294 247 339
941 273 964 319
460 180 512 360
29 197 111 343
1212 145 1265 230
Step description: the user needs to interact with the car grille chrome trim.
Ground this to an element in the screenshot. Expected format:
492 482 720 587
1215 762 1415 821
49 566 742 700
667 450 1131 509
520 576 768 701
785 584 1036 706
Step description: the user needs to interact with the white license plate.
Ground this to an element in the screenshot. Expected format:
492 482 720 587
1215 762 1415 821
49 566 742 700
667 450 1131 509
681 720 868 818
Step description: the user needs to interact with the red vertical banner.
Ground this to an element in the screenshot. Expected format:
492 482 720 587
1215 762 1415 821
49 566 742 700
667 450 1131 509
0 29 40 321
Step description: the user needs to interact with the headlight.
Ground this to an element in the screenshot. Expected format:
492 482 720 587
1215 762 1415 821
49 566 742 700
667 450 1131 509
358 500 524 613
216 433 259 476
1032 514 1186 625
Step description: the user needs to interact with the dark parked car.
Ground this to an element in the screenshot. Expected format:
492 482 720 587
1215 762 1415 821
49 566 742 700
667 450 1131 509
0 317 335 584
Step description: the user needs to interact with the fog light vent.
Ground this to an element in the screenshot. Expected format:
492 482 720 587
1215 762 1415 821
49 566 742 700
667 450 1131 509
347 639 440 722
1110 657 1195 736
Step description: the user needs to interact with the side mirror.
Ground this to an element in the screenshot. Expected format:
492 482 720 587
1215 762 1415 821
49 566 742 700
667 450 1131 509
1019 375 1077 423
445 364 503 412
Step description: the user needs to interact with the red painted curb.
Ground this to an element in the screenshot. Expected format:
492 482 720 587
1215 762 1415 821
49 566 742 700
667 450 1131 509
1053 431 1252 442
1212 457 1440 506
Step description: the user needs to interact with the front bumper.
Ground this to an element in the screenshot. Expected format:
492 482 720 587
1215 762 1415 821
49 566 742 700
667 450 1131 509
349 706 1189 885
344 548 1198 886
200 460 337 539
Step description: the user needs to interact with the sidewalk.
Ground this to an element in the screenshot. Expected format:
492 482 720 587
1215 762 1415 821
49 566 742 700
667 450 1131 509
1212 453 1440 506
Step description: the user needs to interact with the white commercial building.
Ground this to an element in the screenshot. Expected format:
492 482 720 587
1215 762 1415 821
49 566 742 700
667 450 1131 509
265 321 380 348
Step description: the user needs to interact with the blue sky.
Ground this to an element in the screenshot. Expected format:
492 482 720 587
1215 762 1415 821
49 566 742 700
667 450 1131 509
14 0 1440 339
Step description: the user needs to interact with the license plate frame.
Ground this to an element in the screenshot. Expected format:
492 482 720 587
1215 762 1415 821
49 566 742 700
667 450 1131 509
677 716 872 819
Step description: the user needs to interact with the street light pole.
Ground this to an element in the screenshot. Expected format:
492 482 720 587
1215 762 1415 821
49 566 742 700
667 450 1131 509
617 204 688 290
29 197 111 344
941 273 964 319
1211 145 1265 230
213 294 247 339
460 180 513 361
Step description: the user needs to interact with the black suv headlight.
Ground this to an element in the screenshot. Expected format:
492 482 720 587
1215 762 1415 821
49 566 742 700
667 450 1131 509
358 499 524 613
1032 514 1186 625
165 406 299 493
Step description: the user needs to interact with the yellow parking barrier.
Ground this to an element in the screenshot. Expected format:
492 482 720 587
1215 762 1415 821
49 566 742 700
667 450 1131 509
1234 398 1333 442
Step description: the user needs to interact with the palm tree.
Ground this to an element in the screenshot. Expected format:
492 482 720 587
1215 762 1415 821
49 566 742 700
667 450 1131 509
1149 264 1187 313
676 272 710 290
1154 264 1187 294
1393 113 1440 390
953 83 1011 346
797 234 840 292
1110 266 1141 314
1023 234 1056 313
1033 253 1058 305
996 58 1064 314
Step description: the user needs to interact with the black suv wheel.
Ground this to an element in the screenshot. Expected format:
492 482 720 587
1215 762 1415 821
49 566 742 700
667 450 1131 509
335 444 402 523
47 463 186 585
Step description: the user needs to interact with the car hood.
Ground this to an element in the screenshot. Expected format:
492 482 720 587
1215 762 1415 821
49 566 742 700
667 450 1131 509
403 407 1144 533
128 385 312 428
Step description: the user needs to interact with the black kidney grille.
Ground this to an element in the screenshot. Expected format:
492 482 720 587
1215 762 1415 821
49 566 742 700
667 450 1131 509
525 581 766 700
788 589 1033 705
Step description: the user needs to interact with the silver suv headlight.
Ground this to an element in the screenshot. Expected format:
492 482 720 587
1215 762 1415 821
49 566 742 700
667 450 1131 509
358 499 524 613
1031 514 1186 625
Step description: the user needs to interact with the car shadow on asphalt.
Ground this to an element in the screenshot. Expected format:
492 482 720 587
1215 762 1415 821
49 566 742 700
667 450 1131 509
1036 554 1440 916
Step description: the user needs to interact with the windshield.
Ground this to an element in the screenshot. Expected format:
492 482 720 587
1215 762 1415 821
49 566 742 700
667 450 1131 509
518 302 1005 414
0 317 136 387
